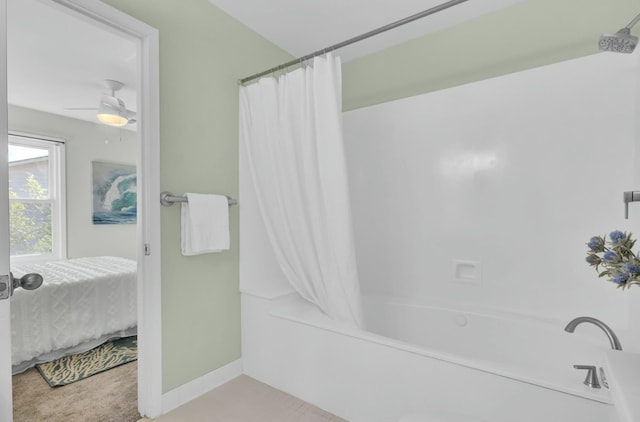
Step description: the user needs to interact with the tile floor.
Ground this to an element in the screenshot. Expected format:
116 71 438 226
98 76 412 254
145 375 346 422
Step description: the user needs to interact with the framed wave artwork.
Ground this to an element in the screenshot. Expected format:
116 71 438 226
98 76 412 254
91 161 137 225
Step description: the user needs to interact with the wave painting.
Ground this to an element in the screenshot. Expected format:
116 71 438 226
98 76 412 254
92 161 137 225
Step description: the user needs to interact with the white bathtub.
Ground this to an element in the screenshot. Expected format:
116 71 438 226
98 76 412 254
241 293 620 422
363 296 614 403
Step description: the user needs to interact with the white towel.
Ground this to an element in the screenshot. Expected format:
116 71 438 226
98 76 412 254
181 193 230 255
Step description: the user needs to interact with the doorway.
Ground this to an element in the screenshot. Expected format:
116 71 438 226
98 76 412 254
0 0 161 420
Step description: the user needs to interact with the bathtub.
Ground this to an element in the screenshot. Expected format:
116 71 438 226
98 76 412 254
241 292 620 422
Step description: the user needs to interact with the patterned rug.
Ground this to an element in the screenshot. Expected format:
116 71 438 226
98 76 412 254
36 336 137 387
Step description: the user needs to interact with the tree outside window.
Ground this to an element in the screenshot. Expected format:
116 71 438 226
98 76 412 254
8 135 64 262
9 174 52 256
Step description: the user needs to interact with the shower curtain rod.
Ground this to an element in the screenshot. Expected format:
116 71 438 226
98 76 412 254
239 0 470 85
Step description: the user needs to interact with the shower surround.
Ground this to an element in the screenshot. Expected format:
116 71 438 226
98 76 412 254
240 51 640 421
342 51 640 343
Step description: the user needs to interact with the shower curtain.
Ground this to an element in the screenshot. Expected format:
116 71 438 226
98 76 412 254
240 53 364 328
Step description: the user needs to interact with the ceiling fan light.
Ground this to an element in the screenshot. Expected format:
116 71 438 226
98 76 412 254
96 95 129 127
97 113 129 127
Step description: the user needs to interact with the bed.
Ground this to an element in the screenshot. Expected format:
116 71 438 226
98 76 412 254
10 256 137 373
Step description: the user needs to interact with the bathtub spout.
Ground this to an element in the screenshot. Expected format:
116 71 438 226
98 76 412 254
564 316 623 351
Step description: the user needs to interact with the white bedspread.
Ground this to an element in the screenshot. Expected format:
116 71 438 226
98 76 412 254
10 256 137 367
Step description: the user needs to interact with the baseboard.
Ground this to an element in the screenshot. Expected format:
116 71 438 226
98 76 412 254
161 359 243 415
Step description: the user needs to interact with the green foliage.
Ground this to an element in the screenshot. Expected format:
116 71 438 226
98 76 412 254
9 174 52 256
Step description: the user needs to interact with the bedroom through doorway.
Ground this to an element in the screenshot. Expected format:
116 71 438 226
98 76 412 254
8 0 141 420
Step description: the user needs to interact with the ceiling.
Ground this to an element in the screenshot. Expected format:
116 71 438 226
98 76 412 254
6 0 525 126
8 0 137 128
208 0 525 63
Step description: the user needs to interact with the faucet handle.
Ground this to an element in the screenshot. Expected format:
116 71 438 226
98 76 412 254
623 191 640 219
573 365 601 388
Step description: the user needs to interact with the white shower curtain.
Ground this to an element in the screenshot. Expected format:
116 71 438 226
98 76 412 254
240 53 364 328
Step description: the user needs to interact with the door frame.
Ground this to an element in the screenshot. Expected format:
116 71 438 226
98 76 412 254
1 0 11 419
2 0 163 418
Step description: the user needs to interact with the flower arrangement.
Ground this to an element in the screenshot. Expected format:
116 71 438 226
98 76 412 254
586 230 640 289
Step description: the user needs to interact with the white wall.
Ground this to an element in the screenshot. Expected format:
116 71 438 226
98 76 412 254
9 105 137 259
342 52 640 348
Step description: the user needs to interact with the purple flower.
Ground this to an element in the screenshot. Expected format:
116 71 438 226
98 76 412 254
625 263 640 275
585 231 640 289
614 273 629 285
604 251 619 262
587 236 605 252
610 230 626 244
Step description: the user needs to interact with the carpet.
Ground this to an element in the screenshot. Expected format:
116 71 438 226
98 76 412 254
13 361 139 422
36 336 137 387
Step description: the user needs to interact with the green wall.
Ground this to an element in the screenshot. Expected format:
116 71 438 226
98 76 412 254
101 0 291 392
343 0 640 111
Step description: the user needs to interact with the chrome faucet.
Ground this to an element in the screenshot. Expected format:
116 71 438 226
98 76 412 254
564 316 623 351
573 365 601 388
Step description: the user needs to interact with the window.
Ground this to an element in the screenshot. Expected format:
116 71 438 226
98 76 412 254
8 134 66 262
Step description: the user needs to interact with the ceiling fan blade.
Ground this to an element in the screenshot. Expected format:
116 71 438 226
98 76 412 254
122 109 136 124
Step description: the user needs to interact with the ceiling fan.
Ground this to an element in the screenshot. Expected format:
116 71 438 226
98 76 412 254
65 79 136 127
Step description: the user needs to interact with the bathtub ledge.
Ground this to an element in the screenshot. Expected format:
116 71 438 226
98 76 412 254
605 350 640 422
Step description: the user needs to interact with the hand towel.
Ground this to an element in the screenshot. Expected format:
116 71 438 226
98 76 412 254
181 193 230 255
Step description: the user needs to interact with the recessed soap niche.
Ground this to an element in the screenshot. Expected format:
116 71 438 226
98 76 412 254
452 260 482 285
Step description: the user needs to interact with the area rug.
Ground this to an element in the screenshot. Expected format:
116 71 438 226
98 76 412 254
36 336 137 387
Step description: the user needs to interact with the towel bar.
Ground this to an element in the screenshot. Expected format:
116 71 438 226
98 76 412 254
160 192 237 207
